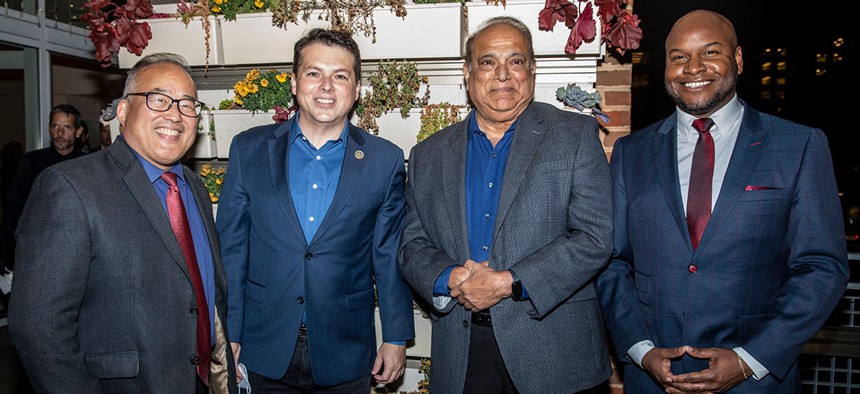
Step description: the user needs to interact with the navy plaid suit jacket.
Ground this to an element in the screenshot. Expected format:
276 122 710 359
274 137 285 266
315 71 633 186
597 103 849 393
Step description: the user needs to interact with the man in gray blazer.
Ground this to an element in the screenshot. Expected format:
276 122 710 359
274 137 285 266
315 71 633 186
9 53 237 393
398 16 614 393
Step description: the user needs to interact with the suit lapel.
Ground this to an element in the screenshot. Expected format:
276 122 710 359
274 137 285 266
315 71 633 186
652 115 692 252
268 121 307 246
309 125 365 246
443 120 471 260
492 106 545 241
111 139 191 280
696 104 767 253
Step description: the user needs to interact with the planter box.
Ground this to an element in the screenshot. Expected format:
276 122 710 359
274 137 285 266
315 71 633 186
352 109 421 156
189 111 217 159
355 3 465 60
465 0 602 57
119 16 223 68
375 307 432 359
210 109 276 158
219 12 328 65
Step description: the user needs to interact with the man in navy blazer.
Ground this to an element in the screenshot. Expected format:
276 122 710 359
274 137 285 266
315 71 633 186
597 10 849 393
216 28 414 392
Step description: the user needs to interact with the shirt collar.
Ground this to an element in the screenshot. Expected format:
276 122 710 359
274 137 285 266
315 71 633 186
676 94 742 141
468 110 519 137
122 136 185 184
289 111 350 146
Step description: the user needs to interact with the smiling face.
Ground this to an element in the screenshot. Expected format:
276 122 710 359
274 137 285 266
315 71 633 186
464 23 536 129
291 43 361 137
664 10 743 117
116 63 198 170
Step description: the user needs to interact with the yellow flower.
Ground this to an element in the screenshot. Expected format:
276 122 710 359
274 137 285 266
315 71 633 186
276 73 288 83
209 193 218 203
213 0 222 4
234 96 243 105
216 178 223 185
211 5 221 12
247 69 260 81
260 79 269 87
201 165 211 176
254 0 264 8
248 84 259 94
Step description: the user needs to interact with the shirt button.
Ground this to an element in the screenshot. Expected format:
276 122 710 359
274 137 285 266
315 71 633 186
463 320 469 328
488 182 494 188
316 155 321 160
312 184 318 189
190 307 198 315
484 213 490 218
297 296 304 304
309 216 315 222
482 245 488 250
688 264 698 273
190 356 199 365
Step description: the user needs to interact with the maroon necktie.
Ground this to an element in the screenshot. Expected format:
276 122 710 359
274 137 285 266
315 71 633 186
161 172 211 385
686 118 715 251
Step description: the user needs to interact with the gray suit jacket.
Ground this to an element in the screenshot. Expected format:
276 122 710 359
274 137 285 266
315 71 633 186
399 102 614 393
9 138 237 393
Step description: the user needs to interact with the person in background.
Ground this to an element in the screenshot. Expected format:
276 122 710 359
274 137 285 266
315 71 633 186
0 104 85 278
217 28 414 393
76 121 91 153
597 10 849 393
398 16 614 393
9 53 237 393
92 121 114 152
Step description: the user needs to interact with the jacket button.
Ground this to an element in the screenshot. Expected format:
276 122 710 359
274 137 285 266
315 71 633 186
304 252 313 260
688 264 698 273
463 320 469 328
190 307 198 315
190 356 199 365
297 296 304 304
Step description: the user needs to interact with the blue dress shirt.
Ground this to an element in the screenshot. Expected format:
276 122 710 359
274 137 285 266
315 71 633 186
433 113 528 299
126 137 216 342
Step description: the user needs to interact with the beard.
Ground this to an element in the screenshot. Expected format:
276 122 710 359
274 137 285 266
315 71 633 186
51 138 74 153
666 62 739 116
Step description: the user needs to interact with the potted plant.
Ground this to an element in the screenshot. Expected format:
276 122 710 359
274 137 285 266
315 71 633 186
212 68 296 158
199 163 226 204
555 83 610 123
418 102 468 143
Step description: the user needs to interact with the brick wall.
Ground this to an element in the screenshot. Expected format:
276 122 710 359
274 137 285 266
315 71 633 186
596 56 632 162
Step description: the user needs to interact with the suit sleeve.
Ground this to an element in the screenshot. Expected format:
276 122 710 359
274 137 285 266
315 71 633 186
595 137 652 361
398 146 461 312
216 139 251 343
8 168 102 393
372 149 415 342
740 129 849 379
506 119 614 318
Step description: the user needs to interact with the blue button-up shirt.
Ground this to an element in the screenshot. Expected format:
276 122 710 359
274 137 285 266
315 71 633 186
127 137 216 341
288 113 348 243
434 113 528 298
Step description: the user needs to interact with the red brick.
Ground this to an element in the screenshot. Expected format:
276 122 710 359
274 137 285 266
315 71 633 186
597 69 632 86
601 90 631 107
602 131 629 150
598 110 630 127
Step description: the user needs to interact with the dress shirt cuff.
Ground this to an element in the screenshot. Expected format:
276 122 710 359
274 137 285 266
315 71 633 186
433 265 457 296
734 347 769 380
385 341 406 346
628 340 655 368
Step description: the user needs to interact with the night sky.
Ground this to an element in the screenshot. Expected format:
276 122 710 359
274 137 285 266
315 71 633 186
630 1 860 205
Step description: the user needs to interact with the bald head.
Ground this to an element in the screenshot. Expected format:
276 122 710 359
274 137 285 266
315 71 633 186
667 10 738 52
663 10 743 117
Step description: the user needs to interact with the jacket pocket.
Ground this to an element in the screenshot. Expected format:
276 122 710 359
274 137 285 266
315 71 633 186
85 351 139 379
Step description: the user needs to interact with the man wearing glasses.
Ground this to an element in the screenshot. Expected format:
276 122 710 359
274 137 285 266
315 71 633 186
9 53 237 393
0 104 85 307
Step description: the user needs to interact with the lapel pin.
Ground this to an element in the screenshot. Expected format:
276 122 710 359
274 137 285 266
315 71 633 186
354 150 365 160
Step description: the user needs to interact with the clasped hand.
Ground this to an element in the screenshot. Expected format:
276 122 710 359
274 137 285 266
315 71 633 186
642 346 751 393
448 260 513 312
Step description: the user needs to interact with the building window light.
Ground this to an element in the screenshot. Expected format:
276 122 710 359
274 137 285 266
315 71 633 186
762 62 772 71
777 62 786 71
776 78 786 85
761 76 771 85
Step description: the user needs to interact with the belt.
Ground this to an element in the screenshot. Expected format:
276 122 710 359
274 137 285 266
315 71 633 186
471 311 492 326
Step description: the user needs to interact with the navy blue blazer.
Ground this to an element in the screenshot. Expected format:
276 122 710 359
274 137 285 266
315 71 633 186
216 120 414 386
597 103 849 393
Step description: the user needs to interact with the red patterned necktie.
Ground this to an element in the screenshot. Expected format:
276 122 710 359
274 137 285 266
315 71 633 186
687 118 715 251
161 172 211 385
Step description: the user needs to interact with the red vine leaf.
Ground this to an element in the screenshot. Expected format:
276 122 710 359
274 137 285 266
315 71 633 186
605 12 642 55
565 2 596 54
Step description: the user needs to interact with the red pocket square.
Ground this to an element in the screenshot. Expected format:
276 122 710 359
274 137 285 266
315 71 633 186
745 185 780 191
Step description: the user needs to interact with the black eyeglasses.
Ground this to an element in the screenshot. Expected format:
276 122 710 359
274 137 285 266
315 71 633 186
125 92 204 118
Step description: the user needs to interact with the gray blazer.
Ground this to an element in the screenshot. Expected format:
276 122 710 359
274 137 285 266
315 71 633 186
399 101 614 393
9 138 237 393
